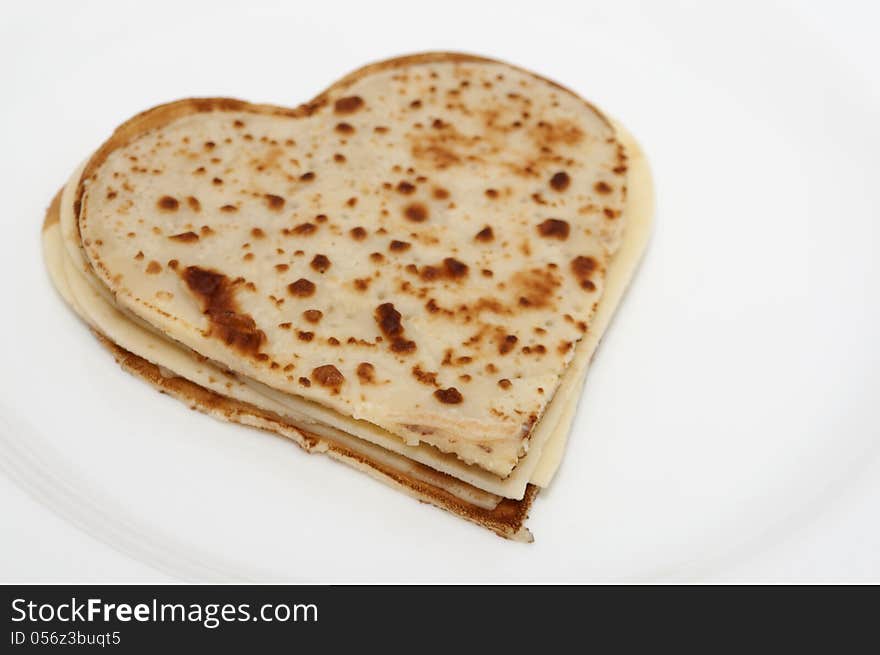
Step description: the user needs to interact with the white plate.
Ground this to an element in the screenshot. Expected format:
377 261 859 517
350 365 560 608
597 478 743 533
1 0 879 582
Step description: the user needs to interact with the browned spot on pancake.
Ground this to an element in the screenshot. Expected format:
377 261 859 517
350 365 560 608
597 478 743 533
474 226 494 242
334 96 364 114
375 302 416 354
419 257 468 282
335 122 355 134
312 364 345 388
410 117 474 170
288 278 316 297
303 309 323 323
275 263 289 272
356 362 375 384
157 196 179 211
169 231 199 243
297 331 314 342
443 257 468 278
310 254 331 273
353 277 372 292
265 194 285 210
445 298 509 323
221 204 238 213
186 196 201 212
537 218 570 240
212 177 223 186
572 255 598 276
571 255 599 291
512 267 561 308
300 172 315 182
146 260 162 274
498 333 518 355
412 366 439 386
403 202 428 222
333 153 346 163
594 181 613 194
414 145 460 169
434 387 463 404
550 171 570 191
485 188 499 199
389 239 411 252
350 226 367 240
396 181 416 194
251 228 265 239
531 119 584 147
299 377 311 387
182 266 266 356
293 222 317 235
432 187 450 200
134 251 144 260
498 379 512 389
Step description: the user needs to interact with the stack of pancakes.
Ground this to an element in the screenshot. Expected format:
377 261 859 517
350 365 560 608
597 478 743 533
42 53 652 540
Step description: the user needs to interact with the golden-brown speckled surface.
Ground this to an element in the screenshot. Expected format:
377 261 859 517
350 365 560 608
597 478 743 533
71 53 628 477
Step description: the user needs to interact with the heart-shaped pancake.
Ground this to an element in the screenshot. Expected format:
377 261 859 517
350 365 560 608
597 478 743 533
72 53 628 479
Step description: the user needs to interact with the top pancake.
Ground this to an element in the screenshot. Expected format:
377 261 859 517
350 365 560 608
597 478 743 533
74 53 628 477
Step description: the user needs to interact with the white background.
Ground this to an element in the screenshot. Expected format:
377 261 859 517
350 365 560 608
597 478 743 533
1 0 878 582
